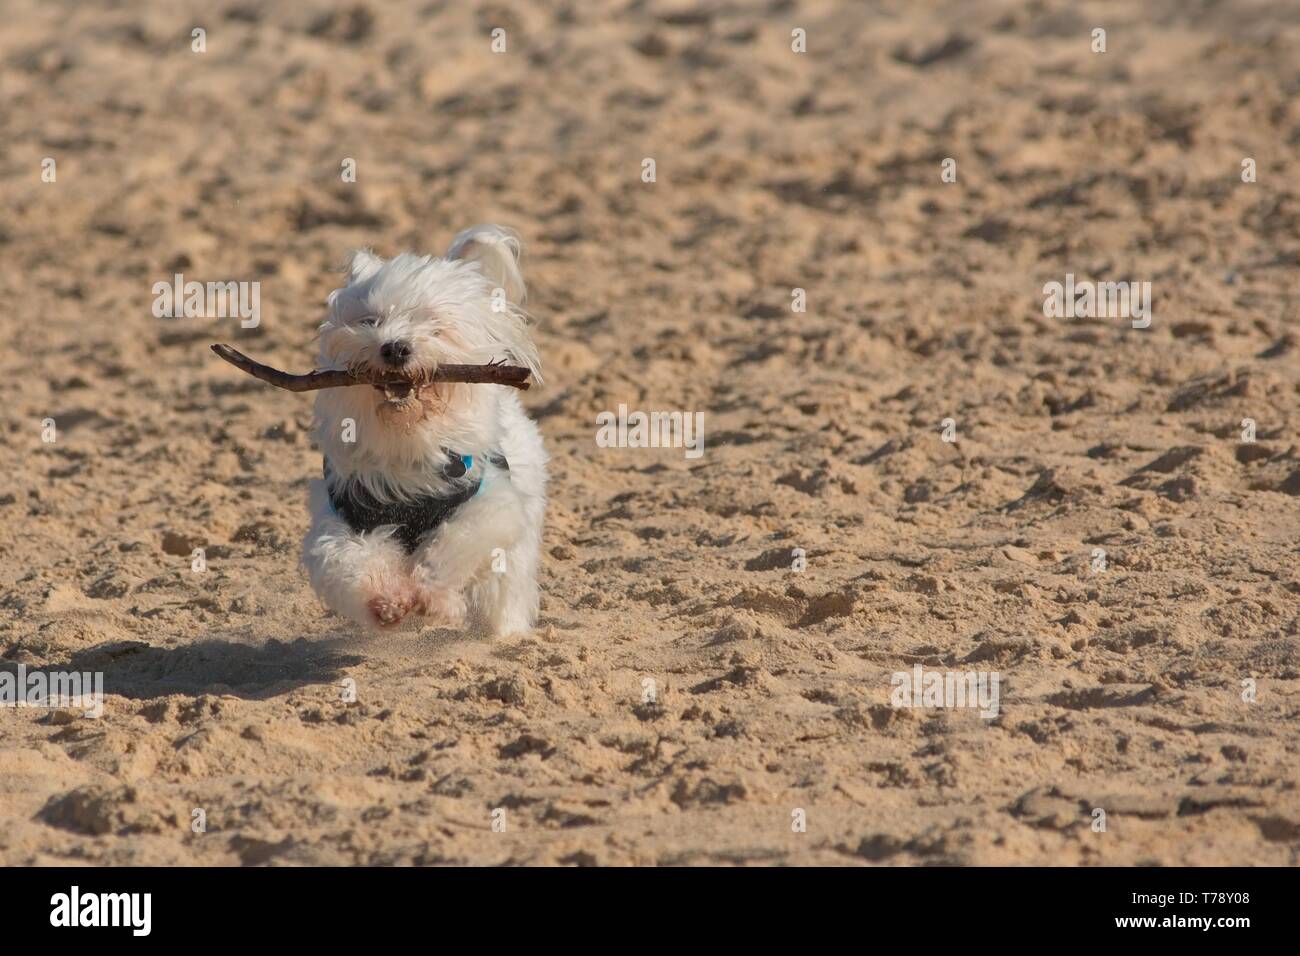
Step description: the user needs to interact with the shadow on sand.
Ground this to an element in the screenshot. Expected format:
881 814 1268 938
57 634 366 701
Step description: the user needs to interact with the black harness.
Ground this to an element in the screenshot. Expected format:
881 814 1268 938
325 451 508 554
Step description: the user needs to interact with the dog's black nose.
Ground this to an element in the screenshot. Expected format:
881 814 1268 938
379 340 413 366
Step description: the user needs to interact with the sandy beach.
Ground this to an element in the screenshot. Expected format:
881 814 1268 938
1 0 1298 865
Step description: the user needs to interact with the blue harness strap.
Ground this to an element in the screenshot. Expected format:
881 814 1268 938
324 450 509 553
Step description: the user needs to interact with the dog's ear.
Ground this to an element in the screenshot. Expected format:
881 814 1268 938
445 224 526 305
344 248 384 286
447 225 540 383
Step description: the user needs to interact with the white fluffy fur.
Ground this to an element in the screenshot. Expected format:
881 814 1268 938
302 225 547 636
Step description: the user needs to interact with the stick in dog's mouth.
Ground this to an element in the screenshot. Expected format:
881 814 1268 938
210 344 532 392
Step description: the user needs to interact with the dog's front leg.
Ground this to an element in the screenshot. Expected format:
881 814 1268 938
411 484 526 628
302 479 420 630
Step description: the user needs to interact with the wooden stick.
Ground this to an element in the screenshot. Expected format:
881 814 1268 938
210 344 531 391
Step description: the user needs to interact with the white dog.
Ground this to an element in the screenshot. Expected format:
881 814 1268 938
302 225 546 636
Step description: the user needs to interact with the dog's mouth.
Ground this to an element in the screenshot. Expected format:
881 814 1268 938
374 382 419 403
358 366 445 426
372 381 430 429
370 375 442 428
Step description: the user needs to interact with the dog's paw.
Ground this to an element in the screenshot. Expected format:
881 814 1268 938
410 585 467 627
367 592 415 629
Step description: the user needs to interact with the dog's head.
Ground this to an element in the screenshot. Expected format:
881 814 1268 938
314 225 540 476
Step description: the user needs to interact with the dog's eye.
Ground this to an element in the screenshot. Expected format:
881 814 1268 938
357 315 380 327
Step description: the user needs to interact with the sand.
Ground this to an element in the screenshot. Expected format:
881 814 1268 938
1 0 1298 865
